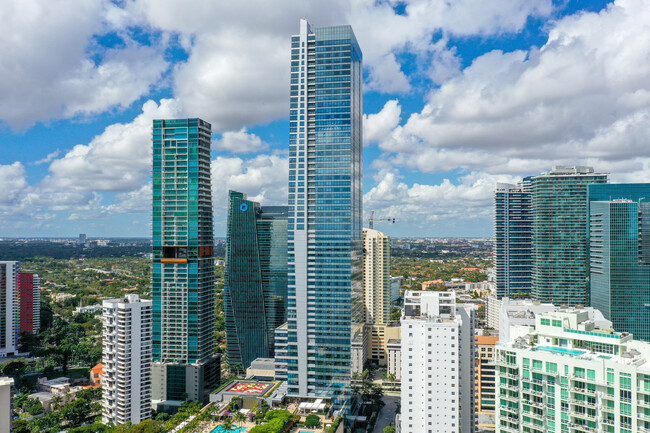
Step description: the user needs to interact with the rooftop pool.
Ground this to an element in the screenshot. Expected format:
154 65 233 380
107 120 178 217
535 346 585 356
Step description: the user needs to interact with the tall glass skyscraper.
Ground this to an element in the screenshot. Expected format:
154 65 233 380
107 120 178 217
589 184 650 341
531 166 607 306
286 19 363 409
151 118 219 408
225 191 287 373
494 179 532 299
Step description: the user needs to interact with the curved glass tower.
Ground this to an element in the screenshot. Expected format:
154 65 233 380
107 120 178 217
225 191 288 373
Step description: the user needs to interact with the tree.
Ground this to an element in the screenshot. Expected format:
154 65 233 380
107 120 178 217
23 397 44 416
383 427 396 433
304 414 320 428
221 418 234 432
233 411 247 426
60 397 95 428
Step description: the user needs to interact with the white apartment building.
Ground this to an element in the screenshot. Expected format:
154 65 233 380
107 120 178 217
0 262 19 357
102 294 152 425
0 377 14 433
496 308 650 433
401 291 476 433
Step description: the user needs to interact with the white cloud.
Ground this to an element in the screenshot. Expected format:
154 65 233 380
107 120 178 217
213 128 268 153
33 150 61 165
0 163 28 205
375 0 650 178
0 0 168 128
364 170 521 229
45 98 183 193
122 0 552 127
211 154 289 216
363 100 401 145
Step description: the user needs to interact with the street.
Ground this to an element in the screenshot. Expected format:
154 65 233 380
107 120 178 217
373 395 399 433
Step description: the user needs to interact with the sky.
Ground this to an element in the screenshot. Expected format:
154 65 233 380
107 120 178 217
1 0 649 238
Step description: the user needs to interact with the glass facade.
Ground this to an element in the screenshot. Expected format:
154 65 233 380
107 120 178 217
589 184 650 341
531 167 607 306
494 179 533 299
286 19 363 409
225 191 287 373
151 118 218 403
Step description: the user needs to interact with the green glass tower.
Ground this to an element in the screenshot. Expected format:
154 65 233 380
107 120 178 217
531 166 607 306
589 184 650 341
225 191 287 373
151 118 219 408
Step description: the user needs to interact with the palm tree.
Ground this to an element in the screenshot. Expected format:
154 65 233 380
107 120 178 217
221 418 234 432
233 411 247 426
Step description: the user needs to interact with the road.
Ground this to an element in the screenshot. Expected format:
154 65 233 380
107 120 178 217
373 395 399 433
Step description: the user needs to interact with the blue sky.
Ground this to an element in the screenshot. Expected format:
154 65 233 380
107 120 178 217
2 0 649 238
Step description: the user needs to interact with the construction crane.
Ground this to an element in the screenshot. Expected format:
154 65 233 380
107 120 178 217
368 210 396 229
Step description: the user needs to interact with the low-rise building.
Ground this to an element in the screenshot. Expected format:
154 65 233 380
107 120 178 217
90 363 104 386
387 338 401 381
246 358 276 381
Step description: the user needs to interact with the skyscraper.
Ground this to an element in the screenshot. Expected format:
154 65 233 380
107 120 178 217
225 191 287 373
531 166 607 306
0 262 19 356
286 19 363 409
363 228 390 325
18 272 40 335
494 179 533 299
588 183 650 341
102 294 152 425
362 228 393 366
151 118 219 408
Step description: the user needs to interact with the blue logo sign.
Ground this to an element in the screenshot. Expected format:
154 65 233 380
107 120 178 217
240 203 248 212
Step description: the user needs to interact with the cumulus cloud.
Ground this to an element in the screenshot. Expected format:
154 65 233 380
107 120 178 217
372 0 650 178
213 128 268 153
364 170 521 231
0 163 28 205
363 100 401 145
0 0 168 128
45 98 183 193
211 154 289 215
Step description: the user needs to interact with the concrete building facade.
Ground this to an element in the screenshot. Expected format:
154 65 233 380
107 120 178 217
102 294 152 425
400 291 475 433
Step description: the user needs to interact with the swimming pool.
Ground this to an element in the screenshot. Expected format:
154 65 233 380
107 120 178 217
535 346 585 356
210 425 247 433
